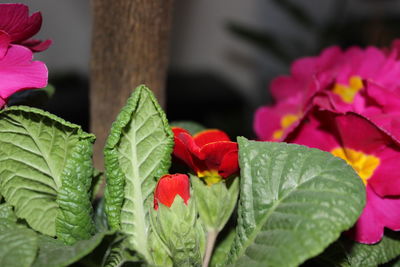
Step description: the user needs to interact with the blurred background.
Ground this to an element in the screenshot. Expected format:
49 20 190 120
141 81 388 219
3 0 400 138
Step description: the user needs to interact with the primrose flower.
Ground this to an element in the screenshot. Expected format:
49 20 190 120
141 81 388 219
172 127 239 186
0 31 48 108
286 110 400 244
0 3 51 52
254 43 400 142
153 173 190 210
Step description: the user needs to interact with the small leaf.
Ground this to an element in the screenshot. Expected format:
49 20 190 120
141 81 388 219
191 175 239 231
32 231 113 267
104 85 174 261
0 106 95 243
229 138 366 267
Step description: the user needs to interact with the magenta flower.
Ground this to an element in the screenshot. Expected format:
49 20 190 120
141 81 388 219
254 43 400 142
286 110 400 244
0 3 51 52
0 31 48 108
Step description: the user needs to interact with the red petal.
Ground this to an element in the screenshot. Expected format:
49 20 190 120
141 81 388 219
200 141 239 178
219 149 239 178
172 127 201 171
193 129 231 147
154 174 190 209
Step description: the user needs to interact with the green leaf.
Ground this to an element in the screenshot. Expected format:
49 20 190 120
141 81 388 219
0 106 95 243
150 197 204 266
148 230 173 267
32 231 113 267
211 229 236 267
102 236 141 267
342 232 400 266
0 221 38 267
229 138 366 267
170 121 206 135
312 232 400 267
191 175 239 231
104 85 174 261
56 137 96 244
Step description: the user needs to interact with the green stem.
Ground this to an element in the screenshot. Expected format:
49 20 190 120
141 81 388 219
202 230 218 267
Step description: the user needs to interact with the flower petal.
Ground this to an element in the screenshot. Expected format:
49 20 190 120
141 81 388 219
349 186 400 244
335 113 390 153
193 129 231 147
218 149 239 178
0 4 42 43
200 141 238 178
368 146 400 197
254 96 303 141
20 39 52 52
0 30 10 58
285 110 339 152
0 44 47 105
172 127 209 174
154 173 190 209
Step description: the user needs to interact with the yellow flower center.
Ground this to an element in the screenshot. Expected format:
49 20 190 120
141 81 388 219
332 76 364 103
198 169 223 186
331 147 380 185
272 114 300 140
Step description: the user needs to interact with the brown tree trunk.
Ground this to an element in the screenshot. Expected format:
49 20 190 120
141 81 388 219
90 0 174 168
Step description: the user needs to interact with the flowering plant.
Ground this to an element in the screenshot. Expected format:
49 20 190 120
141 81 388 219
0 3 398 267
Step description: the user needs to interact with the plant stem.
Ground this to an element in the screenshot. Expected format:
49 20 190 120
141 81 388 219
202 230 218 267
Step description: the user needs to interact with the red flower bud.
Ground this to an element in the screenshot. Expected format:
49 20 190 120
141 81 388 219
172 127 239 185
154 173 190 210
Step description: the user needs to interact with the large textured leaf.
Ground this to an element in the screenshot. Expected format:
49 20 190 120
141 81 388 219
0 106 95 243
104 85 174 261
0 204 38 267
340 232 400 266
32 231 113 267
229 138 366 267
0 221 38 267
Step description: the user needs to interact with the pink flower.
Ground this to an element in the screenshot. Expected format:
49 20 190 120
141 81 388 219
0 3 51 52
286 110 400 244
0 31 48 108
254 43 400 142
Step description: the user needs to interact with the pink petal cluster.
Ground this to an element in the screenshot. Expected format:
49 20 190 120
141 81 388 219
254 41 400 244
0 4 49 108
0 3 51 52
